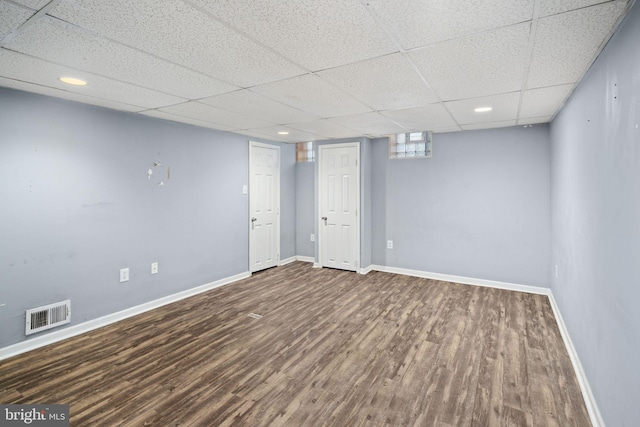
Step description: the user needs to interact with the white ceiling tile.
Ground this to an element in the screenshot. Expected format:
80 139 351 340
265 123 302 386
140 109 229 131
380 104 456 131
317 53 438 110
367 0 534 49
0 48 185 109
539 0 623 17
527 2 628 88
409 23 531 101
445 92 520 125
9 0 49 10
0 0 632 136
188 0 397 71
49 0 305 87
158 101 273 130
0 1 33 39
4 16 239 100
287 120 359 139
518 116 553 125
329 112 407 136
199 89 320 124
461 120 517 131
432 125 463 133
252 74 372 118
0 77 145 112
520 84 573 118
243 125 325 143
237 129 285 142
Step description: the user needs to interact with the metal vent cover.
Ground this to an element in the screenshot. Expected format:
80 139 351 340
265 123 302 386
26 300 71 335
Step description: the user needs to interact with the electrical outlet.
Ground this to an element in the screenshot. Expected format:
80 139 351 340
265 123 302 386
151 262 158 274
310 234 315 242
387 240 393 249
120 268 129 283
242 184 248 194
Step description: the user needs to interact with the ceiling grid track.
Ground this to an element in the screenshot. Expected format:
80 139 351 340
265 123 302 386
357 0 462 130
0 0 633 140
181 0 312 76
515 0 542 125
0 0 64 46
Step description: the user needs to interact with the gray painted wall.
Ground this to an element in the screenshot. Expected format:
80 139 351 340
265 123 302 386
295 162 315 258
371 137 388 266
279 142 296 260
550 3 640 425
0 88 292 348
371 127 551 287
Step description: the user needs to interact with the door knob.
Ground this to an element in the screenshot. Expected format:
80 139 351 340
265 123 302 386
251 217 257 222
322 216 327 224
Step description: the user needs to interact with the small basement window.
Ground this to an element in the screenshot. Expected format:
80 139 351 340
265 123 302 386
389 131 432 159
296 141 315 162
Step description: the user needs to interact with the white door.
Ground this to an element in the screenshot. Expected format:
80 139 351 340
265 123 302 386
249 142 280 273
319 143 359 271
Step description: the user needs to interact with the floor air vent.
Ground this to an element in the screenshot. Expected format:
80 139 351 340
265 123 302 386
25 300 71 335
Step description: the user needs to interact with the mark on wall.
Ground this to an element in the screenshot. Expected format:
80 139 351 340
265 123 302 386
147 157 171 187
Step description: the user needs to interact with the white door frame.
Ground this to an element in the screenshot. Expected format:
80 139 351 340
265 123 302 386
249 141 280 273
317 142 360 271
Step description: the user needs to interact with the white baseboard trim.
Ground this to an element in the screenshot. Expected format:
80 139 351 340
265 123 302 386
547 291 604 427
280 255 315 265
279 256 297 266
0 271 251 362
359 265 374 275
369 264 549 295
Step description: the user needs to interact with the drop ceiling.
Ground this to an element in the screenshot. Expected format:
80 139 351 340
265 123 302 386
0 0 633 142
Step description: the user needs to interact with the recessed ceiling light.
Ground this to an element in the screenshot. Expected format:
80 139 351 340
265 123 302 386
277 131 289 135
474 106 493 113
59 77 88 86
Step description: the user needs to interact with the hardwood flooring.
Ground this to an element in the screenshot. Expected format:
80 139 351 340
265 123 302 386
0 262 590 426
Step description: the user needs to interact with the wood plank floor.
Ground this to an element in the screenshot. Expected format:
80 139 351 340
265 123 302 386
0 262 590 426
